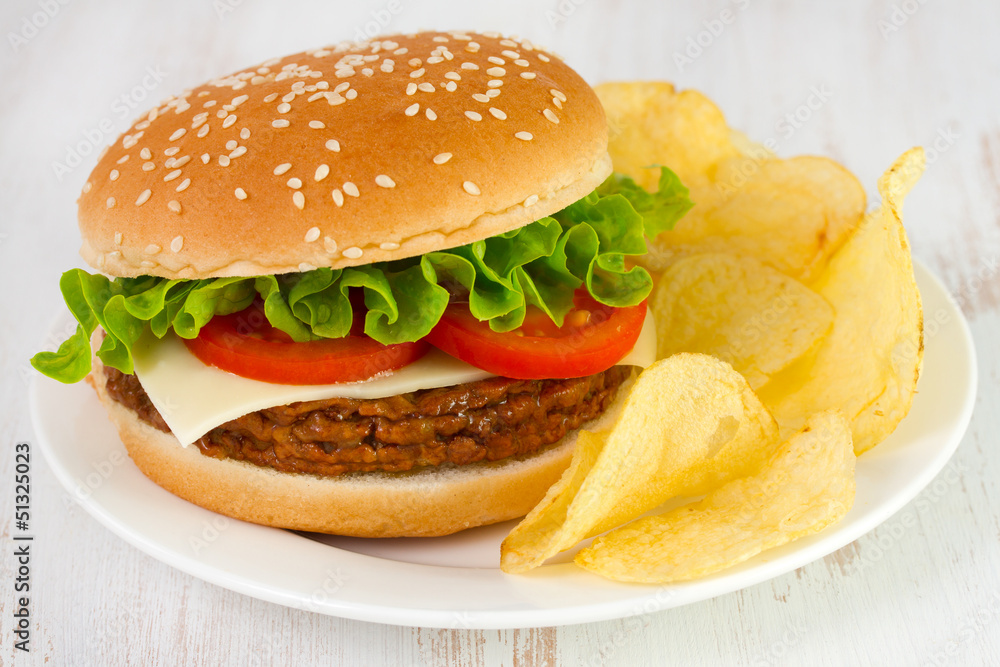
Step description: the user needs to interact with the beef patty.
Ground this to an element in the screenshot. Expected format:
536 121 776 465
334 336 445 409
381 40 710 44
103 365 629 477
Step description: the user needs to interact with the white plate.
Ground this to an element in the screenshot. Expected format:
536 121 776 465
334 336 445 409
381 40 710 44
30 262 976 629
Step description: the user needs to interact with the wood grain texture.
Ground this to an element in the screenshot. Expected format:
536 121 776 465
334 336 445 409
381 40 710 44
1 1 998 665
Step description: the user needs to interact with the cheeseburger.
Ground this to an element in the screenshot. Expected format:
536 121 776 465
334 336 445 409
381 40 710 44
33 31 691 537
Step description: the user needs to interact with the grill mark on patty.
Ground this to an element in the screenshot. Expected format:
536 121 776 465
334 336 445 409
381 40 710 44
103 365 629 476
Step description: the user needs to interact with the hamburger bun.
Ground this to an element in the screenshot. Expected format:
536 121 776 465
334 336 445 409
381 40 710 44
91 356 625 537
77 31 611 279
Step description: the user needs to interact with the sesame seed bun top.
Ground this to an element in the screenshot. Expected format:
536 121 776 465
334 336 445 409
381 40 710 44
77 30 612 279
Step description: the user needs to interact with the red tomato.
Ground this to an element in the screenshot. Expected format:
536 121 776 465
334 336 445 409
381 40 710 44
425 291 647 379
183 302 429 385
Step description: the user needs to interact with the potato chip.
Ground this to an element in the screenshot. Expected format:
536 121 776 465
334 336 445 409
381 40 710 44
652 253 834 388
759 149 925 453
575 410 856 583
596 81 741 192
500 354 779 573
649 156 867 281
596 82 866 281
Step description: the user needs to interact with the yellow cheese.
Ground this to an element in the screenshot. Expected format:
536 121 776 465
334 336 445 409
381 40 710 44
133 309 657 446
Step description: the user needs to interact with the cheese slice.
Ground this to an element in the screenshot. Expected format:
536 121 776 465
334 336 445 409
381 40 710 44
133 309 657 446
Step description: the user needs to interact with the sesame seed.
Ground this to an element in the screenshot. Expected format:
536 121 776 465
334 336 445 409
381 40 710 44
274 163 292 175
408 58 421 67
324 236 338 253
380 242 400 251
524 194 539 207
277 102 291 113
109 169 119 181
287 177 302 189
325 139 341 152
176 178 191 192
410 68 425 78
230 146 246 159
553 97 563 109
219 155 231 167
169 128 186 141
489 107 507 119
466 42 480 53
293 191 305 209
204 99 219 107
343 182 359 197
433 152 452 164
406 82 418 95
445 81 458 92
361 67 374 76
140 148 151 159
240 128 251 140
298 262 316 272
538 53 550 62
465 110 482 121
488 56 505 65
264 93 279 103
486 89 501 98
461 62 479 70
272 119 290 128
164 169 182 182
445 72 461 80
201 154 210 164
425 108 437 120
304 227 321 242
309 120 325 129
315 164 330 181
116 155 129 164
114 232 122 244
235 188 248 200
135 189 151 206
427 56 444 64
543 109 559 123
417 82 435 93
463 181 481 195
486 67 506 76
343 247 363 259
394 47 408 55
197 124 210 137
331 189 344 207
82 181 92 193
145 244 161 255
472 93 489 103
170 236 184 252
226 139 238 150
515 131 533 140
164 147 180 156
222 114 237 128
106 197 116 209
405 103 420 116
345 89 358 100
551 89 567 102
167 200 182 213
520 72 536 80
232 94 249 106
514 59 529 67
500 39 518 47
433 36 449 43
488 79 503 88
375 174 395 188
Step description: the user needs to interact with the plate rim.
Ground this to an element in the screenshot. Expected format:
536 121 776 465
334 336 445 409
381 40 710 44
29 260 978 629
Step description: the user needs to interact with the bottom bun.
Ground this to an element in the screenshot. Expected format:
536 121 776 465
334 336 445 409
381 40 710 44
91 359 629 537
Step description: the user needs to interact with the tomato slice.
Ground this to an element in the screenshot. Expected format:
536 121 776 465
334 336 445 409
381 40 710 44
183 301 429 385
425 291 647 380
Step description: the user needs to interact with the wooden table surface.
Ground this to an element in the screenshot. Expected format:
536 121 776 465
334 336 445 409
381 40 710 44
2 1 998 665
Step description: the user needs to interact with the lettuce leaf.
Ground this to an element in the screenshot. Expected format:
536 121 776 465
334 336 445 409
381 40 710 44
32 168 692 383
